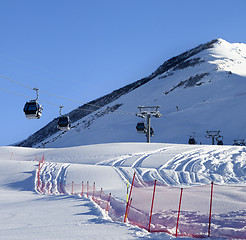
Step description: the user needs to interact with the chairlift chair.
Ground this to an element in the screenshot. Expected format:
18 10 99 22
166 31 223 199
233 139 245 146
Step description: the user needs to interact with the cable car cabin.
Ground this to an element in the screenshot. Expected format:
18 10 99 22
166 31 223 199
58 115 70 131
136 122 145 133
188 137 196 145
23 100 43 119
217 140 223 145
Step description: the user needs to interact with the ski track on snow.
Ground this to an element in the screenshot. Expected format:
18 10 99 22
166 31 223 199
96 146 246 186
36 145 246 193
37 162 70 194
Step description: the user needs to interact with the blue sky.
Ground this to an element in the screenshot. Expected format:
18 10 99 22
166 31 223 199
0 0 246 146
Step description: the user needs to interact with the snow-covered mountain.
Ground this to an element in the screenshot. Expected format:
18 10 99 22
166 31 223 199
16 38 246 148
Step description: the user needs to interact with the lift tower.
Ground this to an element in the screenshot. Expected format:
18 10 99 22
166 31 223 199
136 106 162 143
205 130 220 145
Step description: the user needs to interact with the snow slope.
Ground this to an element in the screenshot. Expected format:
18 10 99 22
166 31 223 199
23 38 246 148
0 143 245 239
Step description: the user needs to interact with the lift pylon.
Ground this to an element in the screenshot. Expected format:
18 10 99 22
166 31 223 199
136 106 161 143
205 130 221 145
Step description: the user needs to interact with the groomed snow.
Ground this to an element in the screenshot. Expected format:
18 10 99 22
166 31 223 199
0 143 245 239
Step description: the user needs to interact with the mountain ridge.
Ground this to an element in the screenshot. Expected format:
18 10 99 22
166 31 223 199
16 38 246 147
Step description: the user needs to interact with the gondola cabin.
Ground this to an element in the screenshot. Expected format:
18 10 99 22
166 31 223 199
188 137 196 145
216 136 224 145
217 140 223 145
136 122 145 133
150 127 154 137
58 115 70 131
23 100 43 119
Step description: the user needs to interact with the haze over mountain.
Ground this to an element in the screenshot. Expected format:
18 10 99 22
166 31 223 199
16 38 246 148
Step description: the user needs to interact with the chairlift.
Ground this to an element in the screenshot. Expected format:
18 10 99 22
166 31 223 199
58 106 70 131
23 88 43 119
136 122 145 133
233 139 245 146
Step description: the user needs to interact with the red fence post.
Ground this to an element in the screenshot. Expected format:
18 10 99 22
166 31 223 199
106 193 111 212
37 170 40 190
41 182 44 194
59 182 62 193
93 182 95 201
99 188 103 206
81 181 84 196
87 181 89 198
148 180 157 232
176 187 183 237
124 172 136 222
208 182 214 237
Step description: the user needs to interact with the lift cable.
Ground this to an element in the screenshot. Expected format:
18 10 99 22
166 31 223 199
0 87 96 113
0 84 134 116
0 74 33 90
0 73 135 115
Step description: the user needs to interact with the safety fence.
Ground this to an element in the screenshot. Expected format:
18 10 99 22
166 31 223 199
125 174 246 239
36 162 246 239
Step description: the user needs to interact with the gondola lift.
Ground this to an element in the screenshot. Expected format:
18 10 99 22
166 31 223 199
136 122 146 133
216 136 224 145
57 106 70 131
188 137 196 144
23 88 43 119
188 132 196 145
150 127 154 137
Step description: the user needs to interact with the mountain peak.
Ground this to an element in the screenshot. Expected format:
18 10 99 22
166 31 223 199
16 39 246 148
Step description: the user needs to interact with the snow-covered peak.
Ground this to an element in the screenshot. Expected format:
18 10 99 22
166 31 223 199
16 39 246 148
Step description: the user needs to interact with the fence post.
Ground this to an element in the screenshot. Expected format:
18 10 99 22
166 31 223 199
37 170 40 190
106 193 111 212
41 182 44 194
148 180 157 232
176 187 183 237
72 181 74 195
208 182 214 237
126 198 133 219
124 172 136 222
93 182 95 201
87 181 89 198
81 181 84 196
99 188 103 206
59 182 62 193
